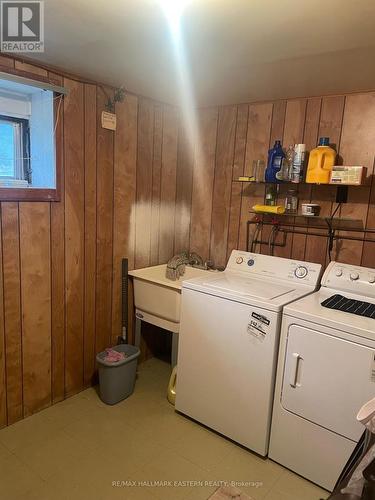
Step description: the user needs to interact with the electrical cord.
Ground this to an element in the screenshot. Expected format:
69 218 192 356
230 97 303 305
327 203 342 261
250 222 261 253
268 224 279 256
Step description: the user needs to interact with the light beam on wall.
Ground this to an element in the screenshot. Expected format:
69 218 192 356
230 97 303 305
158 0 201 164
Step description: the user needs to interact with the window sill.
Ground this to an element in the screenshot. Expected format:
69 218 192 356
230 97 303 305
0 187 60 202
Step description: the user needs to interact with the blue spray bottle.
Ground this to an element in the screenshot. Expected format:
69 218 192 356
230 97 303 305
265 140 285 183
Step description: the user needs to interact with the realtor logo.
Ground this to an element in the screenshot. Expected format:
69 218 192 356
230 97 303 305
1 1 44 52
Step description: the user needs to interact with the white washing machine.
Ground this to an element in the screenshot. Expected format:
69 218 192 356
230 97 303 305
175 250 322 456
269 261 375 491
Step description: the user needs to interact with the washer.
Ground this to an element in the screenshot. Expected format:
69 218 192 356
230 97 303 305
175 250 322 456
269 261 375 491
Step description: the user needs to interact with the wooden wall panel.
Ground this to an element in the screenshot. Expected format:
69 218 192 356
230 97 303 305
189 107 218 259
275 99 307 259
193 93 375 273
362 180 375 268
159 106 179 263
301 97 323 264
269 101 286 146
0 55 14 68
0 55 189 426
96 88 115 354
210 105 237 267
227 104 248 259
1 203 23 423
0 216 7 427
83 84 97 385
19 203 51 416
112 94 138 345
64 78 85 396
259 101 287 255
149 105 163 266
50 72 65 404
304 97 344 265
339 94 375 264
135 98 154 268
174 121 194 254
14 60 47 76
238 103 272 251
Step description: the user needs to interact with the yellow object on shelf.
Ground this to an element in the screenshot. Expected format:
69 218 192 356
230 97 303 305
306 137 336 184
252 204 285 215
238 176 255 182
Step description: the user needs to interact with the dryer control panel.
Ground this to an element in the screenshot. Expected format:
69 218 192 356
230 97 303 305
322 261 375 297
227 251 322 286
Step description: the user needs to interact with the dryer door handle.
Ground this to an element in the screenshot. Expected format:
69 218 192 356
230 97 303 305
289 352 302 388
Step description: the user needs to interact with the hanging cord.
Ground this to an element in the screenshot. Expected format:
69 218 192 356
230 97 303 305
330 202 342 220
250 221 261 252
53 94 63 136
327 203 342 261
268 223 279 256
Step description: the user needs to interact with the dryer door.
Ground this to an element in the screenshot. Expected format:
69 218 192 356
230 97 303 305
281 324 375 441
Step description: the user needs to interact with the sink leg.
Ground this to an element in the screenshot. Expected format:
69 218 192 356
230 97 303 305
135 318 142 348
171 333 178 367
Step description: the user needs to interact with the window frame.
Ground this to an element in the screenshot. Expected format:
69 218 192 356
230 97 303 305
0 114 31 182
0 66 62 202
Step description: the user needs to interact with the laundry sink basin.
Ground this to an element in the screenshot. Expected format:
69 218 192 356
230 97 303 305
129 264 214 332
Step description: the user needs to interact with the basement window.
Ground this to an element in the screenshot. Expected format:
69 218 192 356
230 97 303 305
0 115 30 185
0 74 64 201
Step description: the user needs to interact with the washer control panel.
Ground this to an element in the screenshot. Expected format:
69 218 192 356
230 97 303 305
294 265 308 279
322 261 375 297
226 250 322 286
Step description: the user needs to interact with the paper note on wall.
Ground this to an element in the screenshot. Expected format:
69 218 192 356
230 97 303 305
101 111 117 130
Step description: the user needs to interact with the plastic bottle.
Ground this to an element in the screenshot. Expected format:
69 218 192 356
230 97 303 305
279 158 290 181
284 145 295 181
291 144 306 183
265 141 285 183
306 137 336 184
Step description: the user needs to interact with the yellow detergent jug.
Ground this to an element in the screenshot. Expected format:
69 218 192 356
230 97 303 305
306 137 336 184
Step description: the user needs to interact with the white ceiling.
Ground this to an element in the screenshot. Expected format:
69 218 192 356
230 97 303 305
28 0 375 105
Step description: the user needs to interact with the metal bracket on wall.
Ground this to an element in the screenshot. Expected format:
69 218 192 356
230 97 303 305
246 216 375 255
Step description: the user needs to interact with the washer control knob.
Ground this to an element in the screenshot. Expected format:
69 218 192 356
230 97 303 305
350 272 360 281
236 257 244 264
295 266 308 279
335 268 343 277
368 275 375 284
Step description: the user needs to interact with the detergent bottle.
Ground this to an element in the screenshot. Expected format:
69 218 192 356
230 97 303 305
265 140 285 182
306 137 336 184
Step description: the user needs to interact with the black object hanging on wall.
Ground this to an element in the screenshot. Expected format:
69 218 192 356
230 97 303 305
118 258 128 344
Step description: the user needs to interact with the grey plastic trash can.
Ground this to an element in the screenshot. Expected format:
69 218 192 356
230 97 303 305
96 344 140 405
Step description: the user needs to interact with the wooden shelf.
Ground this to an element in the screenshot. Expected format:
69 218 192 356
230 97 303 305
233 179 362 187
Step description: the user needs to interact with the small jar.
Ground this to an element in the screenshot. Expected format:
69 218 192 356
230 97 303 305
265 185 277 206
285 189 298 214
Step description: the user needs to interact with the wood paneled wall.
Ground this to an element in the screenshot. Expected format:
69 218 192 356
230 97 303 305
0 57 185 427
1 53 375 428
183 93 375 269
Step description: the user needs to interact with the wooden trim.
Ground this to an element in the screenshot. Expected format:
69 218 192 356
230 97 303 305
0 63 61 87
0 188 59 201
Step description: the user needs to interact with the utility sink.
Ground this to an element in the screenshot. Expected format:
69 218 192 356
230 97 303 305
129 264 214 332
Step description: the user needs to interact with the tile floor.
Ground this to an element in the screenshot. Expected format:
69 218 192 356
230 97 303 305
0 358 329 500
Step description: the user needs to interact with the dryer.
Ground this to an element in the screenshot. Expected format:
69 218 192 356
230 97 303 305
269 261 375 491
175 250 322 456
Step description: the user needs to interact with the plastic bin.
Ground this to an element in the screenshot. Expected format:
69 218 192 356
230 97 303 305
96 344 140 405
